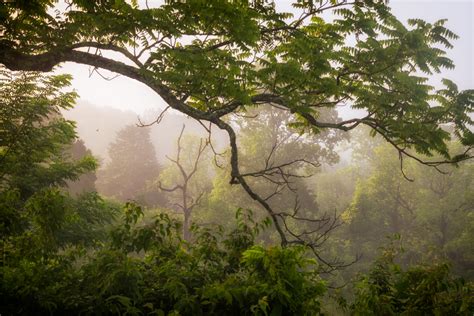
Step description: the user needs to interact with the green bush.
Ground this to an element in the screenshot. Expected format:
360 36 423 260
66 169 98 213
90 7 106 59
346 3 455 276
351 245 474 315
1 204 327 315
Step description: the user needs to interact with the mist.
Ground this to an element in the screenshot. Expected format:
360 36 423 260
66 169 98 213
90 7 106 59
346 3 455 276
2 0 473 314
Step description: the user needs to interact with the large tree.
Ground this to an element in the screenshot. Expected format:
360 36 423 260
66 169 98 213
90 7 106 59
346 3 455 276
0 68 95 199
1 0 473 261
204 107 345 246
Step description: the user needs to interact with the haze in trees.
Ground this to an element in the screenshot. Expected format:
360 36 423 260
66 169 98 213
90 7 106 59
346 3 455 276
0 68 118 274
342 142 474 278
65 139 97 196
96 124 164 206
0 68 96 200
62 101 228 164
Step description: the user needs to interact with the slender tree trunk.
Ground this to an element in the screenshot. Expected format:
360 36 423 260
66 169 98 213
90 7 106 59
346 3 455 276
182 184 190 241
183 209 191 241
439 213 447 248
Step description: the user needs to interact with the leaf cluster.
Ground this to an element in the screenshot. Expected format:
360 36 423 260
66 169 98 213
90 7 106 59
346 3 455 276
350 244 474 315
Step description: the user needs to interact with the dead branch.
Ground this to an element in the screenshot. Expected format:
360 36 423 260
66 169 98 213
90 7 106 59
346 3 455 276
158 124 209 241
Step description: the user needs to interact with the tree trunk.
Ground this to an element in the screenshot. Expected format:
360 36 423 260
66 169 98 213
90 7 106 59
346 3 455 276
183 209 191 241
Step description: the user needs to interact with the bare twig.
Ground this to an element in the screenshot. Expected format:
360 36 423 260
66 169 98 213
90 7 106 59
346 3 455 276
137 106 171 127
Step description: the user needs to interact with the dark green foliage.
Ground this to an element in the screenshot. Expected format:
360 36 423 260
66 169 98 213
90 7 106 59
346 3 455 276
0 65 327 316
1 1 472 162
1 2 473 314
0 68 109 239
1 204 327 315
0 68 96 199
0 68 119 314
350 244 474 315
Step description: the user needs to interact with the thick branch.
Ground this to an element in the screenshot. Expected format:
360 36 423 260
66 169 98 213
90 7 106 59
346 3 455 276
70 42 143 67
212 117 289 246
0 42 215 122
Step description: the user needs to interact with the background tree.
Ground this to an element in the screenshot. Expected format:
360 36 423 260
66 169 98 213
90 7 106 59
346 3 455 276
96 124 163 207
158 125 211 241
350 241 473 315
1 67 472 316
338 141 474 278
414 153 474 277
203 107 347 254
65 139 97 196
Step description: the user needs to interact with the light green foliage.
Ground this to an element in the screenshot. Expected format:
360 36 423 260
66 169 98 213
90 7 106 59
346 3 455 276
204 107 343 234
312 167 357 215
237 108 343 168
342 142 474 278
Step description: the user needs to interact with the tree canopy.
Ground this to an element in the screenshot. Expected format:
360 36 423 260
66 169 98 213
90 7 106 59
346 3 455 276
1 0 473 254
342 142 474 277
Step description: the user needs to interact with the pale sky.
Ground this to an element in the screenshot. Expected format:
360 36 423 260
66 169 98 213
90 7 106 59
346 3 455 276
56 1 473 115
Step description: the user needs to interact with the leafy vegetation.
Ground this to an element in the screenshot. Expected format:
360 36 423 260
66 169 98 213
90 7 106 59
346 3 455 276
350 241 473 315
342 142 474 277
1 1 474 314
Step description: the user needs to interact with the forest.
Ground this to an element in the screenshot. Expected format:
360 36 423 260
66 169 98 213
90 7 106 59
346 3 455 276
1 0 473 315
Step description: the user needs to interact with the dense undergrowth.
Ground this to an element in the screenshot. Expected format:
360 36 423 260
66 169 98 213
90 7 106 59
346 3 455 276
2 197 473 315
